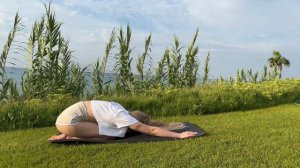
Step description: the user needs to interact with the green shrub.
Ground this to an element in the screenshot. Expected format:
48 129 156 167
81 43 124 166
0 98 77 131
1 79 300 131
96 79 300 115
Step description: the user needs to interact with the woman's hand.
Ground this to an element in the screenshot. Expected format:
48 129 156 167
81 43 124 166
178 131 198 139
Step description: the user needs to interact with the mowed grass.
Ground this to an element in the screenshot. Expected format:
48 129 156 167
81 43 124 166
0 104 299 168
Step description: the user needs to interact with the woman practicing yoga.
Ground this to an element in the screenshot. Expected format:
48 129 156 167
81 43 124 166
49 100 197 141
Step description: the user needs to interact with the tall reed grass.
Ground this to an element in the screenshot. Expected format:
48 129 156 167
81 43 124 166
0 13 22 102
1 3 213 99
114 25 134 93
21 3 87 99
92 29 116 95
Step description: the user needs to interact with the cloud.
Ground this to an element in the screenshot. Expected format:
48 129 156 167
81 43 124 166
1 0 300 77
183 0 239 26
0 12 6 24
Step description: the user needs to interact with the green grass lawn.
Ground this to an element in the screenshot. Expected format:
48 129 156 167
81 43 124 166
0 104 300 168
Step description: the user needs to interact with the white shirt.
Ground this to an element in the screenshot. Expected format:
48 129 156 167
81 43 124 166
91 100 138 137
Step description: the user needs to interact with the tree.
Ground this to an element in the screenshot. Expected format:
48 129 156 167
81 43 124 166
267 50 290 79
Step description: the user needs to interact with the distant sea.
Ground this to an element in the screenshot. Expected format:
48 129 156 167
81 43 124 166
4 67 115 90
3 67 211 91
5 67 25 86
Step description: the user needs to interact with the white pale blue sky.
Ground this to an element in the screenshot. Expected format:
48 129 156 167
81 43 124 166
0 0 299 78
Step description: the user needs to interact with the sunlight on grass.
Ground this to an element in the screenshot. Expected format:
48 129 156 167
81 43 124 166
0 104 300 167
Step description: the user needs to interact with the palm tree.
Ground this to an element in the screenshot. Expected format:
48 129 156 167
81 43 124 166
267 50 290 79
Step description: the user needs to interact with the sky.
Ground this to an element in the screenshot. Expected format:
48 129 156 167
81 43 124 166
0 0 299 79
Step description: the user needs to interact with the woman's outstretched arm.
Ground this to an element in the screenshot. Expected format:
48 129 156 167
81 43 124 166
129 122 197 139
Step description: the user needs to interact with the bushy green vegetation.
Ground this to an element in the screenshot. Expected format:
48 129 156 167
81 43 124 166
1 79 299 131
1 105 299 167
92 79 300 116
0 96 76 131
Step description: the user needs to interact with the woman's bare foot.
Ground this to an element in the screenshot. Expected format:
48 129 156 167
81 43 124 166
48 133 68 141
